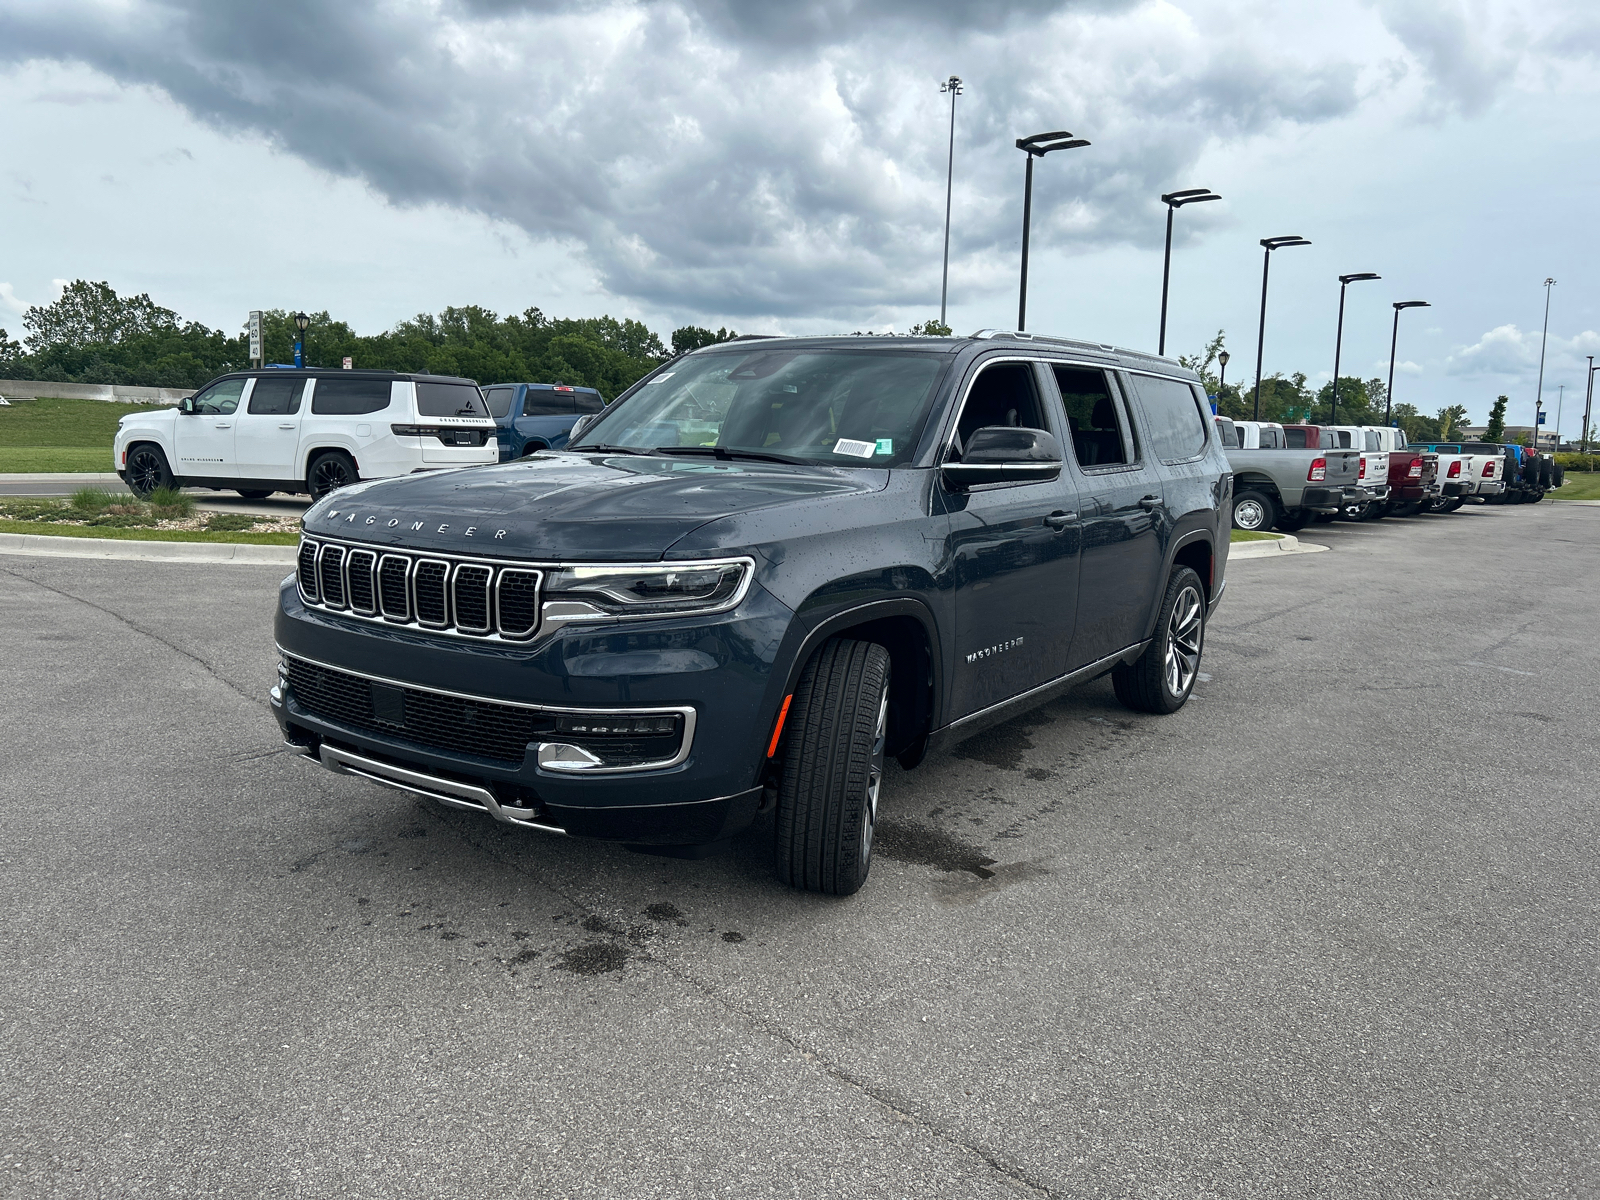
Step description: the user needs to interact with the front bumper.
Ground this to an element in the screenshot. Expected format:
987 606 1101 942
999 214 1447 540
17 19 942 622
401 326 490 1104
271 576 794 844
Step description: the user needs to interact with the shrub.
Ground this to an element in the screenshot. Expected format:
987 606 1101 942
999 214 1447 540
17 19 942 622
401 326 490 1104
203 513 260 532
1555 452 1599 472
70 486 120 513
147 486 194 519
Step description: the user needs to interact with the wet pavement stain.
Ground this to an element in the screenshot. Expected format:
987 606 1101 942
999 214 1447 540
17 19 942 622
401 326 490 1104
581 914 624 936
559 942 629 975
646 902 690 926
874 818 997 879
721 931 746 944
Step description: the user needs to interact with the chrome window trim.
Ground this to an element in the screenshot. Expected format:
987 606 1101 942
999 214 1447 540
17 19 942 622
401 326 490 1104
278 647 697 774
294 533 754 644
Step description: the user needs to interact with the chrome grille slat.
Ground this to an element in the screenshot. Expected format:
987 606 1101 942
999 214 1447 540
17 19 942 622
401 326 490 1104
318 544 346 608
452 564 492 634
496 570 540 639
378 554 411 621
413 559 451 629
346 550 377 615
297 539 320 603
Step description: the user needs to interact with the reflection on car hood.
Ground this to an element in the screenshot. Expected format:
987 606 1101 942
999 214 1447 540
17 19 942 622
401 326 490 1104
300 452 885 561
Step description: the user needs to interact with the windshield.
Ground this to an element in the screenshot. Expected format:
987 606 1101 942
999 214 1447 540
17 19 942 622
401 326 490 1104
416 381 489 418
570 349 946 467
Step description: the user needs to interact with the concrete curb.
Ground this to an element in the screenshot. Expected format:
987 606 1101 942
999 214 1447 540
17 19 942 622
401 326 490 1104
0 472 124 483
1229 533 1330 559
0 531 296 566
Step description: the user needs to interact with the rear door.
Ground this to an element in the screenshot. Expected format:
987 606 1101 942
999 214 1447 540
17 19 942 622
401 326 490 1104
942 358 1082 718
1053 364 1166 669
173 377 245 479
234 375 307 481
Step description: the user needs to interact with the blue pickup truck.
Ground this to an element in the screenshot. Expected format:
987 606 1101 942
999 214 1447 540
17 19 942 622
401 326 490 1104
482 382 606 461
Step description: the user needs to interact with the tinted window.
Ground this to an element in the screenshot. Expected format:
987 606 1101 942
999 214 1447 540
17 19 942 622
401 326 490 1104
1260 428 1284 449
523 392 575 416
194 379 245 415
575 392 604 414
1285 428 1311 449
416 381 487 418
248 376 305 416
1133 375 1206 461
483 387 514 419
957 363 1047 448
1335 431 1353 448
1054 366 1129 467
570 349 945 467
312 378 392 415
1364 430 1380 451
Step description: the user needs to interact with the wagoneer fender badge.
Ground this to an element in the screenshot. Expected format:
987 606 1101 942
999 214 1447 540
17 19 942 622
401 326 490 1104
324 510 509 539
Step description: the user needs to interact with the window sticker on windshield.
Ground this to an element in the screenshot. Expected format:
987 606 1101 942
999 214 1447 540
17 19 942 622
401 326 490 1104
647 373 674 384
834 438 876 459
875 438 893 455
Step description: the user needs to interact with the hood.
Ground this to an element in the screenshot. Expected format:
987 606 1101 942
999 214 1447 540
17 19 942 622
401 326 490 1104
301 451 884 561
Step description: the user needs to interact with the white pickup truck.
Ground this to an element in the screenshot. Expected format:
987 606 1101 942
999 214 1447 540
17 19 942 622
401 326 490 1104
1323 425 1390 520
1408 440 1506 509
1223 420 1287 449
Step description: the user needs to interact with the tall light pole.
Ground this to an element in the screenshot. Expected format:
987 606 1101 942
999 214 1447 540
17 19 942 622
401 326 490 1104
1584 356 1598 456
1384 300 1430 426
1554 383 1565 452
1251 236 1312 420
293 311 310 369
1157 188 1221 356
1330 272 1380 427
939 77 963 329
1533 277 1555 443
1217 348 1230 409
1015 130 1090 332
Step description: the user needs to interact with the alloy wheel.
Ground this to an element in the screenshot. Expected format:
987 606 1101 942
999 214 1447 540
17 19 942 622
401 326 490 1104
1164 585 1204 698
128 449 164 496
312 458 352 497
861 683 889 868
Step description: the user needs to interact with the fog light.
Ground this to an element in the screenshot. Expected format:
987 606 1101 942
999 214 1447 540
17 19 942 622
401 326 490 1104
555 715 678 737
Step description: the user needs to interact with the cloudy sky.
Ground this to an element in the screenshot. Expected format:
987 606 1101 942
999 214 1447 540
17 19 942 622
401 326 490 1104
2 0 1598 427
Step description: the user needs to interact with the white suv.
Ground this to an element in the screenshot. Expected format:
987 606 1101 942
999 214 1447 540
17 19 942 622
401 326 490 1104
114 370 498 500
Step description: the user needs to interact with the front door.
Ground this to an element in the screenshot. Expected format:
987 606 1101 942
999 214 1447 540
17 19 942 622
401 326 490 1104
1049 365 1166 668
944 360 1082 719
173 378 245 480
233 376 307 482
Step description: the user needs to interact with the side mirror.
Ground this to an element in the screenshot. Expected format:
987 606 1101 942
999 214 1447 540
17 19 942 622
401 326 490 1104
942 426 1064 488
178 397 196 414
569 413 595 441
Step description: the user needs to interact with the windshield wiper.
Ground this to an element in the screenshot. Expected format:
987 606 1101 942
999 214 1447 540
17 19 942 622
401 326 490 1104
653 446 806 466
576 443 659 456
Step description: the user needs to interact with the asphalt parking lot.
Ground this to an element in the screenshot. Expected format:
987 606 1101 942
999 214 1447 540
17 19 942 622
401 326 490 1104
3 502 1597 1198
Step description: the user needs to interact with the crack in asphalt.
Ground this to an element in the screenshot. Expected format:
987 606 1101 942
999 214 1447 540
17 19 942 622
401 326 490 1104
1 563 264 709
437 807 1059 1198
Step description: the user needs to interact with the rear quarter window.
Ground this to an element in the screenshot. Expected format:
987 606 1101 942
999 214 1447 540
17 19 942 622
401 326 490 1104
416 382 488 418
483 387 514 419
312 378 393 416
1132 374 1207 461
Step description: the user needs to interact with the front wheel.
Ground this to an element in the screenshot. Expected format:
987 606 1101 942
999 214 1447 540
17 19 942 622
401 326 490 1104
1113 567 1205 715
1232 489 1277 532
307 451 358 501
125 445 174 499
774 638 891 896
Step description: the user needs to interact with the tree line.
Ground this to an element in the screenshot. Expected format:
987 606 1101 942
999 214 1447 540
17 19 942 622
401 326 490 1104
0 280 741 402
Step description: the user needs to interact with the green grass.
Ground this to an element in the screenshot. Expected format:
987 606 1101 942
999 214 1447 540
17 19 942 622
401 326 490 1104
1552 473 1600 501
1230 529 1283 542
0 519 296 545
0 396 169 474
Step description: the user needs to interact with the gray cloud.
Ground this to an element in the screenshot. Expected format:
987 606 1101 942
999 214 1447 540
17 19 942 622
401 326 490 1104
0 0 1573 321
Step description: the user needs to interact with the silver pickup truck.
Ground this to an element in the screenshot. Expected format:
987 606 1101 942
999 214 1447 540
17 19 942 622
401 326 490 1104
1214 416 1365 532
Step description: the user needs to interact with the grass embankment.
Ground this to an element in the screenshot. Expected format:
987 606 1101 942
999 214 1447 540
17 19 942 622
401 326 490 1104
0 397 169 473
1229 529 1282 542
0 487 298 545
1552 474 1600 502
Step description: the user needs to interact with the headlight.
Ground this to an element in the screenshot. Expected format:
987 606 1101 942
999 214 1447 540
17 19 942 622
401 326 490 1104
543 560 750 616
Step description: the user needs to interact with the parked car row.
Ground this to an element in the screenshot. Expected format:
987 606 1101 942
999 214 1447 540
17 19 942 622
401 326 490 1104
1216 416 1563 531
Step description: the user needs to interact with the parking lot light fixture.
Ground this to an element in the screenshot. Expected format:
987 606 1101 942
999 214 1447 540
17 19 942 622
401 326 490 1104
1331 273 1380 426
1251 236 1312 420
1217 348 1230 405
1584 356 1598 455
1533 277 1556 440
1384 300 1430 426
293 311 310 369
1015 130 1091 331
1158 189 1221 356
939 76 963 327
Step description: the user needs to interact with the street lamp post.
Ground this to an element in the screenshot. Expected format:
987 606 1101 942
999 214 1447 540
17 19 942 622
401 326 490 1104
1384 300 1430 426
1330 272 1380 427
1015 130 1090 332
1584 356 1598 456
939 76 963 328
1251 236 1312 420
293 311 310 369
1533 277 1555 445
1158 188 1221 356
1555 383 1565 452
1217 348 1230 409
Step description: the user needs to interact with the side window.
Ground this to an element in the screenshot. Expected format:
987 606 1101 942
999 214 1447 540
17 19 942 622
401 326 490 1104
1336 431 1353 448
195 379 245 415
484 387 514 419
955 362 1048 450
247 377 306 416
1364 430 1380 451
522 392 575 416
575 392 605 414
1051 366 1129 468
311 378 392 416
1131 375 1207 462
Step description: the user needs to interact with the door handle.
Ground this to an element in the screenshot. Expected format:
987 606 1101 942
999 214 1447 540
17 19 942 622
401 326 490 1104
1138 494 1162 510
214 422 232 429
278 423 296 430
1044 511 1076 529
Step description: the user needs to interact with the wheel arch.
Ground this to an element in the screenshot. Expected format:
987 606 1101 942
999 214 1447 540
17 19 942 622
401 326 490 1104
299 443 361 480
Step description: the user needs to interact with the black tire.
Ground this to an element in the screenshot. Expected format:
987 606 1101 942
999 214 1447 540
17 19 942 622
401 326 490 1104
307 451 358 501
1389 501 1422 517
522 442 548 457
774 638 891 896
125 444 174 498
1275 510 1311 532
1313 512 1338 523
235 489 274 500
1440 497 1465 513
1359 502 1387 521
1113 567 1206 715
1554 463 1566 488
1231 488 1277 532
